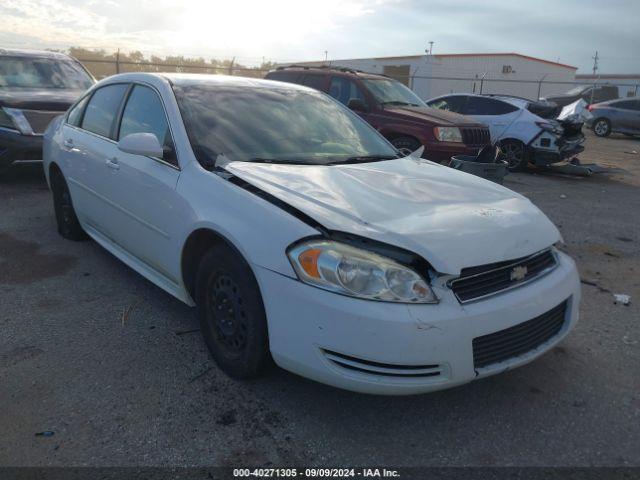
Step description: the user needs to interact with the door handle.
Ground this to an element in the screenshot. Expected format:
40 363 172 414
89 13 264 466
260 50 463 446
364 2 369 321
106 157 120 170
63 138 74 150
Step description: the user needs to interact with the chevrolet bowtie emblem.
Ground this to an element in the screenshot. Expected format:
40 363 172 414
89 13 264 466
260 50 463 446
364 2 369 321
510 266 528 282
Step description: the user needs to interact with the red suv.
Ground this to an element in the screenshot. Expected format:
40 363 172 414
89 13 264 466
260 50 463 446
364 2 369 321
265 66 490 162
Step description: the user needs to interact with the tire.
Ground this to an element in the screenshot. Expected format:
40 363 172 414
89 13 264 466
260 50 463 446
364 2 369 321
498 139 529 172
51 168 87 241
593 118 611 137
390 136 422 156
195 244 270 379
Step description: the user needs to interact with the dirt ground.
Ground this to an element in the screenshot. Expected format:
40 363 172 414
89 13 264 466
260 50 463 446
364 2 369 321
0 131 638 467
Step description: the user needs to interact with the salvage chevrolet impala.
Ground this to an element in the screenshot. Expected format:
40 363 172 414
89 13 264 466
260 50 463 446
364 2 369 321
43 73 581 395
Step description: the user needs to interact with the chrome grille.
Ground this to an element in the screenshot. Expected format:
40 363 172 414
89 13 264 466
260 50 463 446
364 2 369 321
461 126 491 146
21 110 62 134
449 249 558 303
322 349 443 379
473 300 567 368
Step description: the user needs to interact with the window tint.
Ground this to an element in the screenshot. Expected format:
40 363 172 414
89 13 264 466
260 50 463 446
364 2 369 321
299 74 324 91
465 97 518 115
67 95 90 127
328 77 366 106
0 57 93 89
428 96 466 113
81 84 128 138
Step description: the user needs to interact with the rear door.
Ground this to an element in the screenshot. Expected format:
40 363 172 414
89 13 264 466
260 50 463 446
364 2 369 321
614 100 640 133
101 83 185 282
462 97 521 142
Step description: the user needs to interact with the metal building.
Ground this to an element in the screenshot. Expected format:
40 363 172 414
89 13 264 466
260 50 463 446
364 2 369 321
290 53 578 101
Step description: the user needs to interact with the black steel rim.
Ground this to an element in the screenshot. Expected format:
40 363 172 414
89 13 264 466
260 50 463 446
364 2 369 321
209 274 248 352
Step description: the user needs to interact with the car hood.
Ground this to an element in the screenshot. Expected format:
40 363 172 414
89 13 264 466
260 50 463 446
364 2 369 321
385 105 486 127
223 157 560 274
0 88 85 111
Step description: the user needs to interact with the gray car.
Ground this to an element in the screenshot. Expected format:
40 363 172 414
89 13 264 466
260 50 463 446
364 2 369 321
586 98 640 137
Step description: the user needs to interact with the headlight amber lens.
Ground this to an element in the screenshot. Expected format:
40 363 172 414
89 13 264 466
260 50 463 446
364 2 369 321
288 240 438 303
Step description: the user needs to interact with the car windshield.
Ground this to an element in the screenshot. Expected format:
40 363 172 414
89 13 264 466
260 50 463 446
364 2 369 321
172 82 399 165
0 56 94 89
361 78 426 107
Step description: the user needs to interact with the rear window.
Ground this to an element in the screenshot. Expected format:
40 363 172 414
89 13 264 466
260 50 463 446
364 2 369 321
81 84 129 138
0 56 93 89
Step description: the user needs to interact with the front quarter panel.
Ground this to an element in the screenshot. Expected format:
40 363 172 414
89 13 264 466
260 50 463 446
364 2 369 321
176 162 320 279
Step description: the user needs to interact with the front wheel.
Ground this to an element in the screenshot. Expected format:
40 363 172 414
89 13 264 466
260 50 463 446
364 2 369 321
195 244 270 379
498 140 528 172
593 118 611 137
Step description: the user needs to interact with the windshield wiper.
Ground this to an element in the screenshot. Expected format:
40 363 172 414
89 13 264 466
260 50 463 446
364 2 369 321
328 155 400 165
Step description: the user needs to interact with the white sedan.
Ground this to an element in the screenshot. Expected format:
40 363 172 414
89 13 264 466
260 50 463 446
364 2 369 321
426 94 585 171
43 73 580 395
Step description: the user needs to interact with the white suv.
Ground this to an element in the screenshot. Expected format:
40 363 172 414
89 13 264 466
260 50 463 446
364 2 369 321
43 73 580 395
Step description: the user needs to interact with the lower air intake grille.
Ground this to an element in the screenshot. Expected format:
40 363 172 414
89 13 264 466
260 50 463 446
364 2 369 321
472 300 567 369
322 349 442 378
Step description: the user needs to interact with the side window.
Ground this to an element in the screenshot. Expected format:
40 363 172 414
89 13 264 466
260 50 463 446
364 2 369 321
81 84 128 138
328 77 365 106
429 96 466 113
118 85 176 165
67 94 90 127
614 100 634 110
466 97 517 115
299 74 324 91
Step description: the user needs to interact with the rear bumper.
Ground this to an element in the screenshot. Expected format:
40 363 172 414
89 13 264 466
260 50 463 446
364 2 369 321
530 133 585 166
0 127 43 169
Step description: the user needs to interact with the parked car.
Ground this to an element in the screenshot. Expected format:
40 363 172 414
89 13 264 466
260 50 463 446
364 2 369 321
44 73 580 395
0 48 94 174
426 94 585 171
586 97 640 137
265 66 491 162
542 84 619 108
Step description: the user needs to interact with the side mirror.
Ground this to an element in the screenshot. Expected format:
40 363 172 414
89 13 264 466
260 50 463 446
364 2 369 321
118 132 163 158
347 98 368 113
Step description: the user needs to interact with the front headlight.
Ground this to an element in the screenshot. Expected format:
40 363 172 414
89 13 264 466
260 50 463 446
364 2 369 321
287 240 438 303
2 108 34 135
433 126 463 143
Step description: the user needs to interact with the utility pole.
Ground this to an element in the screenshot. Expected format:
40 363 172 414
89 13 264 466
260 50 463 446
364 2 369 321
428 41 434 55
115 48 120 74
324 50 328 63
592 51 599 75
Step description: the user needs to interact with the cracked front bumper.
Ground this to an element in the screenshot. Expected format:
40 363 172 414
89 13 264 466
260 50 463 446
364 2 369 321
254 251 580 395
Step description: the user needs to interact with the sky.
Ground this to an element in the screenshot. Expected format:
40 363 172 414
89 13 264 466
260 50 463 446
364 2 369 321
0 0 638 73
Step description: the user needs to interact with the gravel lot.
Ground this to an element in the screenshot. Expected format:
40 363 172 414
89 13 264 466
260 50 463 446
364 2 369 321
1 131 639 468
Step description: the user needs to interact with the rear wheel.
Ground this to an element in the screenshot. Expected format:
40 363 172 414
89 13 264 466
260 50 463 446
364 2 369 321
195 244 270 379
51 168 87 241
498 139 528 172
390 136 422 156
593 118 611 137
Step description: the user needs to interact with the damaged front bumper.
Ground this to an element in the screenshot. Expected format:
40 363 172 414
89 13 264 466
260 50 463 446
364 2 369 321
256 250 580 395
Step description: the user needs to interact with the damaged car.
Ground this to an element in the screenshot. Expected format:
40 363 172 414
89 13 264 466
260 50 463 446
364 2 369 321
426 93 585 171
43 73 581 395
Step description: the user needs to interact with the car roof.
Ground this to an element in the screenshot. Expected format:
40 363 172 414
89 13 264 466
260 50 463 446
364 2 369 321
98 72 317 92
0 48 74 60
270 65 391 81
